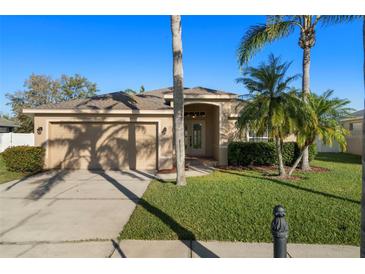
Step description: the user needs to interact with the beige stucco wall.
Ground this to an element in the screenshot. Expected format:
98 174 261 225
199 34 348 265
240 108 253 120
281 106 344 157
342 119 362 155
32 97 245 169
212 99 248 165
33 113 173 170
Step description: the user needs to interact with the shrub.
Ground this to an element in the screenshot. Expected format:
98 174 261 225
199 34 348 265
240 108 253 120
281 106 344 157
228 142 276 166
282 142 297 166
228 141 317 166
2 146 45 173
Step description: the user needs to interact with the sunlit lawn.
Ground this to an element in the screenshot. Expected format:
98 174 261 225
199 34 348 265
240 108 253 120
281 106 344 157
120 153 361 245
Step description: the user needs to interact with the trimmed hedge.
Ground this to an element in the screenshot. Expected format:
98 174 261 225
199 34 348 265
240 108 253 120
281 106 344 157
2 146 45 173
228 141 317 166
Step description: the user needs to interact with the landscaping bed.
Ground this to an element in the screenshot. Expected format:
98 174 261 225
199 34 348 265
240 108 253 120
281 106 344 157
120 153 361 246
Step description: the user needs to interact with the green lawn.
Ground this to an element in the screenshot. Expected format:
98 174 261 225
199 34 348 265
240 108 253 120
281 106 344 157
0 155 26 184
120 153 362 246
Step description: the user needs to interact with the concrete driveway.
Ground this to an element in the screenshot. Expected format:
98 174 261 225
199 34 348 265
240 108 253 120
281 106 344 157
0 170 152 257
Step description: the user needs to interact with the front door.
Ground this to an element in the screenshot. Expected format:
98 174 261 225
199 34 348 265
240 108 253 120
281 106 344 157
185 120 206 156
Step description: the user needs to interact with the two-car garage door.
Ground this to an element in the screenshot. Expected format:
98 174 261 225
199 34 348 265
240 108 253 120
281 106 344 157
48 122 157 170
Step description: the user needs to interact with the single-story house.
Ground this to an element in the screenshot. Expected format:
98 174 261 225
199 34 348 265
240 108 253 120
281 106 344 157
0 117 18 133
341 109 363 156
23 87 243 170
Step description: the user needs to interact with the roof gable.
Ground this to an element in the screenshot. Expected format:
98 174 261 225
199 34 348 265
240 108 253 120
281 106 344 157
144 86 237 98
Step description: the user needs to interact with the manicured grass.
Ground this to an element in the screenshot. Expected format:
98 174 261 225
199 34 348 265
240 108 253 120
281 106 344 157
120 153 361 245
0 155 26 184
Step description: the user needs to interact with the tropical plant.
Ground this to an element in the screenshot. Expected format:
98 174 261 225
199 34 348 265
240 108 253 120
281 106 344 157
171 15 186 186
288 90 352 176
236 54 302 176
238 15 361 170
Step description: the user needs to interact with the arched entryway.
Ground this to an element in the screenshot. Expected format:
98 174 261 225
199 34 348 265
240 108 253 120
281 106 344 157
184 103 220 161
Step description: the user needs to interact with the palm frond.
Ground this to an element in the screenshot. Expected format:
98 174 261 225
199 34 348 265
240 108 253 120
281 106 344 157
303 90 351 151
319 15 362 26
237 21 295 66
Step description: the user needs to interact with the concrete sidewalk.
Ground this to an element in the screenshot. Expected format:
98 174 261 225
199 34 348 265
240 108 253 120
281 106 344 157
110 240 359 258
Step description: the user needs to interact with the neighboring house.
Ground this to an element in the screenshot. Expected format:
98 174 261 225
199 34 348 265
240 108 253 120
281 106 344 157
341 109 363 156
23 87 243 170
0 117 18 133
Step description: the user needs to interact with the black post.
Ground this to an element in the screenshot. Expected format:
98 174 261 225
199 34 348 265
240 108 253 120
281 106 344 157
271 205 289 258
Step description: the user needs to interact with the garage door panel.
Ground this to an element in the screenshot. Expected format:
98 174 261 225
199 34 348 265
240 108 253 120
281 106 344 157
93 123 129 170
135 124 157 170
48 122 157 170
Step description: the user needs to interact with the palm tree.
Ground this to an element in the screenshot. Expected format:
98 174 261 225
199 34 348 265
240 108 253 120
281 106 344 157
360 15 365 259
238 15 360 171
288 90 352 176
171 15 186 186
236 54 301 177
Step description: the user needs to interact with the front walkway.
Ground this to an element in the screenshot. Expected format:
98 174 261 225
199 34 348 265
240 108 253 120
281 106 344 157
155 157 216 180
0 170 151 258
110 240 359 258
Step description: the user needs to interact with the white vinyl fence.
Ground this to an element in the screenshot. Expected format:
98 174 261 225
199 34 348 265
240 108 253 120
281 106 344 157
0 133 35 152
315 137 341 153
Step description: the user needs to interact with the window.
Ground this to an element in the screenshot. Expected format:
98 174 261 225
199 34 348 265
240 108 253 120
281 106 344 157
248 130 269 142
349 123 353 131
192 123 202 148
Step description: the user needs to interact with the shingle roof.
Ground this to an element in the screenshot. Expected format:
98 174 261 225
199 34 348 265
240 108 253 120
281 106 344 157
144 86 237 97
0 117 18 128
34 91 172 111
351 109 364 118
33 87 237 111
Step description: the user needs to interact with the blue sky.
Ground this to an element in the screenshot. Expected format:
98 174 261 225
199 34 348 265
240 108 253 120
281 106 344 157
0 15 363 114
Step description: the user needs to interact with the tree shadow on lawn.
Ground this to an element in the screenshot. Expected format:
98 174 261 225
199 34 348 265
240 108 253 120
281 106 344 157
218 169 360 206
315 153 361 165
95 171 219 258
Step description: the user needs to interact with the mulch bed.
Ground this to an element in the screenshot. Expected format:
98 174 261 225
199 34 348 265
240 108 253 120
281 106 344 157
217 164 329 173
216 164 329 181
158 164 329 178
307 166 330 173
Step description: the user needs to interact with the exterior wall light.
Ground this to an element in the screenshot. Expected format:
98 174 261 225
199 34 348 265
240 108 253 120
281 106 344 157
37 127 43 135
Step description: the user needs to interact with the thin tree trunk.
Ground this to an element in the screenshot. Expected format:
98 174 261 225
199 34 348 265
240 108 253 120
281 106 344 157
360 15 365 258
301 46 311 171
288 145 309 176
275 137 286 177
171 15 186 186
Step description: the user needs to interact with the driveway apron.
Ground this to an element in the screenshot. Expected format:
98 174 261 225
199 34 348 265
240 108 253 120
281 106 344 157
0 170 151 257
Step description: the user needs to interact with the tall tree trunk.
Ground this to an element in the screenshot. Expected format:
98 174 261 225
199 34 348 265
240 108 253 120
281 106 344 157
301 46 311 171
360 15 365 258
171 15 186 186
288 145 309 177
276 137 286 177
